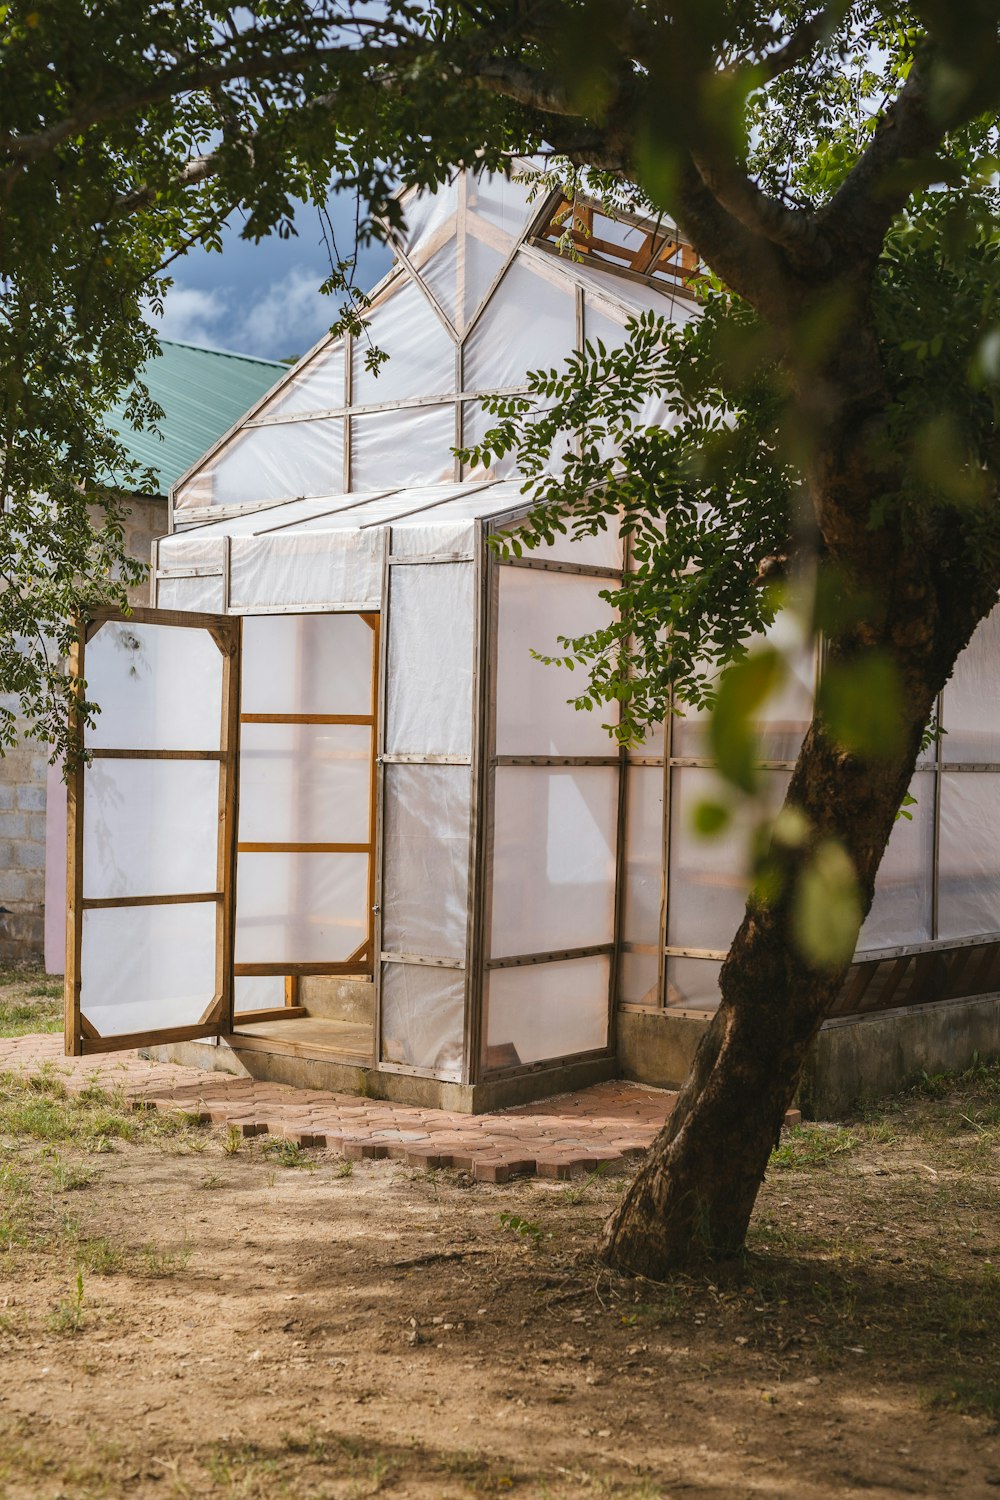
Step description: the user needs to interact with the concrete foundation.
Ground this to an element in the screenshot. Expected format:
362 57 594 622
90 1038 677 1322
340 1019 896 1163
146 1034 617 1113
617 991 1000 1118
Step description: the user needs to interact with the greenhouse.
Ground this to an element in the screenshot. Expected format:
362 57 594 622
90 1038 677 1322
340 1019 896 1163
63 166 1000 1111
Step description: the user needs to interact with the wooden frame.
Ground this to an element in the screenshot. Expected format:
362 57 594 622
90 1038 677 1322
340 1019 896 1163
65 607 241 1057
231 611 380 1008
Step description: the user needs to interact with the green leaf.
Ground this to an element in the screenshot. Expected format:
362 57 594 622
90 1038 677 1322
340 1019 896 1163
709 648 786 795
819 655 905 759
692 799 730 837
793 840 862 969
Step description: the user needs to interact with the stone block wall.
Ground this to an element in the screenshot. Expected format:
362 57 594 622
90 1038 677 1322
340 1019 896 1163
0 494 167 963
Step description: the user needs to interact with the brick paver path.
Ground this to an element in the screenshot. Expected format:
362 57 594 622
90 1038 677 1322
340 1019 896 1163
0 1033 685 1182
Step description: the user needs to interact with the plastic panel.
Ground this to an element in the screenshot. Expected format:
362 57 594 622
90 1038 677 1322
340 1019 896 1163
672 630 814 761
201 418 344 506
619 950 659 1007
353 276 456 406
490 767 618 957
621 766 663 951
380 962 464 1080
665 956 722 1011
495 567 617 755
235 852 369 963
467 173 538 244
157 574 226 613
241 614 373 716
262 345 345 417
83 759 219 900
857 773 933 949
382 765 470 959
463 257 576 392
398 180 459 259
229 529 385 611
464 234 507 325
668 767 790 950
943 605 1000 763
234 975 285 1012
351 404 456 491
238 723 372 845
418 238 460 328
485 956 610 1066
86 622 223 752
81 902 216 1036
938 772 1000 940
386 563 473 756
462 399 520 480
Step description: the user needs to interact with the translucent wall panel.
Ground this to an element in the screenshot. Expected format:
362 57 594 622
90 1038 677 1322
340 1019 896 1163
514 524 623 570
619 766 663 1004
87 622 222 752
261 345 345 417
380 962 464 1080
229 530 385 612
491 767 618 956
397 179 459 258
242 614 373 717
353 277 456 406
486 956 610 1066
382 765 470 958
157 574 225 613
467 173 538 244
857 773 933 950
668 767 789 951
495 568 617 755
386 563 473 756
234 975 285 1012
938 773 1000 939
238 723 371 845
665 956 722 1010
81 902 216 1036
417 238 459 329
351 404 456 490
672 633 814 760
235 852 368 963
464 258 576 391
943 605 1000 763
194 418 344 507
464 234 507 326
619 951 659 1008
83 760 219 900
583 298 628 351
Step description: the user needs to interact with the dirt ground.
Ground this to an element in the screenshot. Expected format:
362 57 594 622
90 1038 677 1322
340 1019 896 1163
1 966 999 1499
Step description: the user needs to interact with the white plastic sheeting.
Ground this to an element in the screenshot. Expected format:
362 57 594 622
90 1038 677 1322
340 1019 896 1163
490 767 618 956
495 567 618 755
858 773 934 949
182 417 345 509
241 614 373 716
667 767 790 951
938 772 1000 939
83 759 219 900
466 172 539 244
943 605 1000 763
229 528 385 612
386 563 474 756
353 278 456 406
666 956 723 1010
238 723 371 845
235 852 368 964
351 404 457 491
463 257 576 392
382 765 470 959
157 574 225 612
619 766 662 1004
87 621 222 752
486 956 610 1066
234 975 285 1012
380 963 464 1080
81 902 216 1036
263 345 345 417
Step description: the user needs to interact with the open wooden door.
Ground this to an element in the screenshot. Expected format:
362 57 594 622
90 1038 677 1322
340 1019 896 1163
65 606 241 1055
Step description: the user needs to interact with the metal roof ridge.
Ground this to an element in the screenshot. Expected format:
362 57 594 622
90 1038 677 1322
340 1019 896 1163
155 337 288 367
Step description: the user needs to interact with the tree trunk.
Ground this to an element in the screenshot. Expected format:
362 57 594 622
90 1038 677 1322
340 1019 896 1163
603 590 991 1279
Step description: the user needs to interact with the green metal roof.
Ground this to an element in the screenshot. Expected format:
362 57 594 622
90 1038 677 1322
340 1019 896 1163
105 338 287 495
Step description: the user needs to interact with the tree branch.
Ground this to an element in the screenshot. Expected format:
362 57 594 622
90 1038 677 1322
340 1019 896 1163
689 149 831 269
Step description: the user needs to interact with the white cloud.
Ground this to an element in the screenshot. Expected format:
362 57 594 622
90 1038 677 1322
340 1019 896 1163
239 267 332 361
149 284 231 347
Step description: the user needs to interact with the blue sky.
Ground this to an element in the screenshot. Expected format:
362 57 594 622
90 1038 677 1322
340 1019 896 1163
150 195 393 362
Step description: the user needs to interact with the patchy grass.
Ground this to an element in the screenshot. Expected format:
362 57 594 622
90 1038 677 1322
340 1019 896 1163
0 963 62 1036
